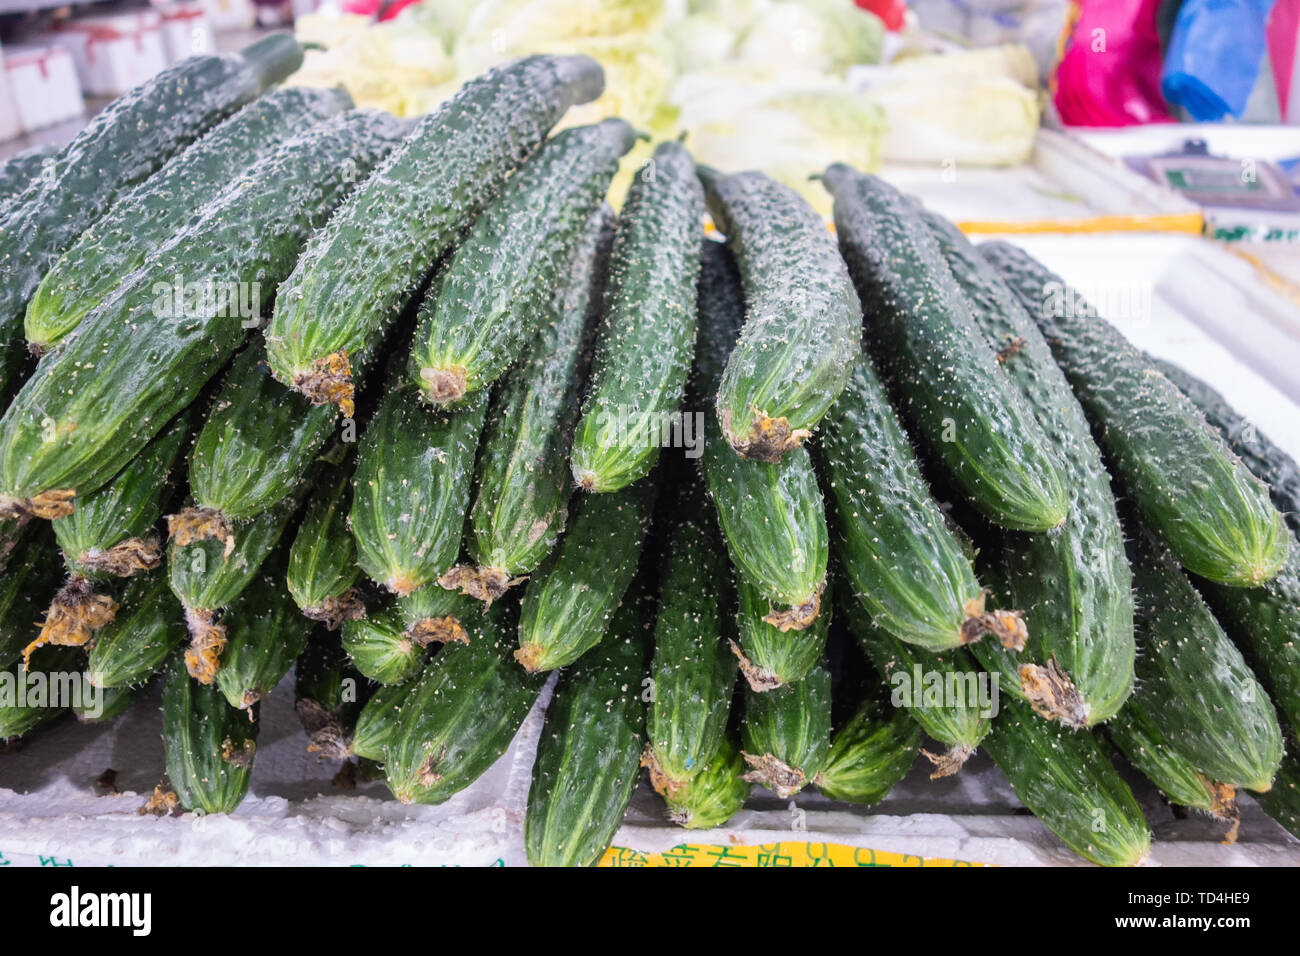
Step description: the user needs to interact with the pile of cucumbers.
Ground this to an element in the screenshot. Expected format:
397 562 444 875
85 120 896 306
1 39 1298 869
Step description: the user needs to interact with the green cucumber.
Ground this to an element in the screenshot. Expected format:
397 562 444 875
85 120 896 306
0 521 63 670
265 55 605 411
73 682 141 724
983 696 1150 867
1256 747 1300 840
815 696 920 805
0 35 303 344
0 646 82 741
342 585 472 685
287 455 363 628
695 240 828 630
515 480 655 673
384 600 544 804
0 143 55 214
643 489 738 795
823 166 1068 533
980 240 1288 585
663 736 750 829
926 212 1134 726
0 109 406 519
350 680 414 762
161 652 259 814
351 383 488 595
214 567 313 711
295 629 373 760
410 120 634 405
700 168 861 461
740 660 831 798
86 572 185 690
733 573 828 691
525 598 649 867
26 85 353 352
444 205 614 604
569 141 703 492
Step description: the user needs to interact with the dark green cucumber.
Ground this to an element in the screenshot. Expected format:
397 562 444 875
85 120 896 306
515 480 655 673
700 168 860 462
266 55 605 411
27 85 353 351
214 567 313 711
525 599 649 867
823 166 1068 533
695 240 828 630
739 660 832 798
86 572 184 690
0 109 405 518
0 645 81 741
410 120 634 405
926 212 1134 726
295 629 373 759
643 489 737 795
0 521 63 670
980 240 1288 586
342 585 473 685
983 696 1150 867
161 652 258 814
351 383 487 595
815 696 920 805
1256 747 1300 840
384 600 544 804
0 143 55 215
448 205 614 604
733 573 828 691
287 455 363 627
0 35 303 344
350 680 415 762
569 141 703 492
842 591 991 776
663 736 750 829
73 682 142 724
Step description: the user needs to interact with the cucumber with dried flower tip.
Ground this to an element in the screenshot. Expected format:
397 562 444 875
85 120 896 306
980 240 1288 586
295 629 373 760
0 646 81 741
384 599 545 804
663 736 750 829
0 34 303 344
1257 748 1300 840
161 652 258 814
0 109 406 520
983 696 1149 867
699 168 861 462
823 166 1068 533
410 119 635 405
215 563 313 711
569 141 703 493
815 696 921 805
643 489 737 796
926 212 1134 726
740 660 831 798
27 85 353 352
0 523 63 670
287 456 363 628
351 384 488 596
265 55 606 412
695 240 828 631
515 479 655 673
343 585 472 685
86 572 184 690
525 598 649 867
733 573 828 691
444 205 614 605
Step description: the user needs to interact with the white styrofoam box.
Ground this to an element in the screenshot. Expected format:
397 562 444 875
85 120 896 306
0 46 24 142
201 0 255 31
157 2 214 62
3 44 84 133
46 13 168 97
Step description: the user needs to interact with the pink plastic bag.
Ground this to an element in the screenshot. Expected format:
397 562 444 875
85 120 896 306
1054 0 1177 125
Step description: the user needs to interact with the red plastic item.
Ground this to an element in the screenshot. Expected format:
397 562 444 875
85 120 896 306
855 0 907 31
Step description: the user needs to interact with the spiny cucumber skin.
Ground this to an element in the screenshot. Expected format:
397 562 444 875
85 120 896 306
469 205 614 576
0 646 82 739
704 170 861 455
214 569 313 711
27 85 352 351
410 120 634 404
983 696 1150 867
816 697 921 805
980 239 1288 586
287 459 360 616
823 166 1068 533
734 573 827 690
351 384 487 595
350 680 413 762
695 241 828 612
0 522 63 670
0 35 303 342
1256 747 1300 840
1107 705 1224 814
817 355 984 651
86 573 184 689
516 480 654 673
266 54 605 392
385 601 545 805
0 143 55 217
526 606 648 867
0 110 405 506
342 602 424 686
662 736 750 830
53 410 190 579
927 213 1134 724
161 652 259 814
740 661 832 797
645 491 737 787
570 142 703 493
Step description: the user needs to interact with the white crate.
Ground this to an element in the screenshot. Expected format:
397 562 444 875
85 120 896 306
157 2 214 62
3 43 84 133
0 46 23 142
201 0 255 31
46 13 169 97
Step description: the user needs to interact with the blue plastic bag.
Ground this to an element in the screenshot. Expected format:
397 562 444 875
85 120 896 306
1162 0 1277 120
